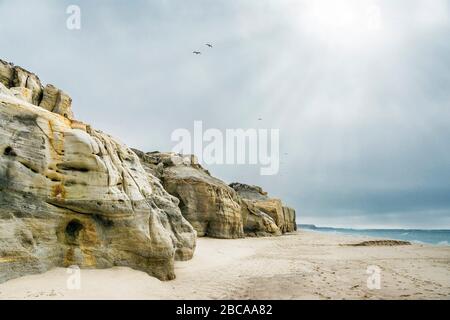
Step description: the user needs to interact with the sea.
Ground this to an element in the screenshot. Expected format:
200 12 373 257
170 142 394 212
298 224 450 246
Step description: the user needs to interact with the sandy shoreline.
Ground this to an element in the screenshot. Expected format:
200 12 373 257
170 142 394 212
0 230 449 300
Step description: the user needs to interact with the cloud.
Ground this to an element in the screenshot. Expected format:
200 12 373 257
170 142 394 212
1 0 449 228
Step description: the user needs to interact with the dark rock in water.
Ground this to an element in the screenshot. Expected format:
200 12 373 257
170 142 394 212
348 240 411 246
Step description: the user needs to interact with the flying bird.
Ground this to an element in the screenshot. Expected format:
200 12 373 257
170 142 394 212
206 43 213 48
193 51 201 55
258 118 262 121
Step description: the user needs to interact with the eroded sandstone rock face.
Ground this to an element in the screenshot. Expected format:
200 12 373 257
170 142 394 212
0 58 298 284
134 151 297 238
0 62 195 283
282 206 297 233
0 59 73 119
134 151 244 239
133 156 197 261
230 183 297 233
238 198 281 237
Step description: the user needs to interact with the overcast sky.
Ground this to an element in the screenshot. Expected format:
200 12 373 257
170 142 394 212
1 0 449 228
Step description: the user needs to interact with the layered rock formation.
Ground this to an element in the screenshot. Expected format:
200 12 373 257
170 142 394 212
0 61 195 283
282 206 297 233
134 151 297 238
0 58 298 284
238 198 281 237
230 183 297 234
133 151 244 239
0 59 73 119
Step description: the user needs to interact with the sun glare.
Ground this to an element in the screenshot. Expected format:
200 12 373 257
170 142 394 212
294 0 384 48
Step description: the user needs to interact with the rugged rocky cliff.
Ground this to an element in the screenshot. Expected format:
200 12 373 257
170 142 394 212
0 60 195 283
0 59 297 283
0 59 73 119
134 151 297 238
133 151 244 239
230 183 297 234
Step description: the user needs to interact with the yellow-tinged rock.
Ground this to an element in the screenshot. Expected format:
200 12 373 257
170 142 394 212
0 62 196 284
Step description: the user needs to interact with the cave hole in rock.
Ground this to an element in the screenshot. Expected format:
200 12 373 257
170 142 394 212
65 220 84 245
4 146 16 156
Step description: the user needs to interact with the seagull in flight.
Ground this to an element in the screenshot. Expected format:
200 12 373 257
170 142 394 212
258 118 262 121
193 51 201 55
205 43 213 48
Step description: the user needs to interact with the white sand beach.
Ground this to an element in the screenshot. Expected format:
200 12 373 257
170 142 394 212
0 231 449 300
